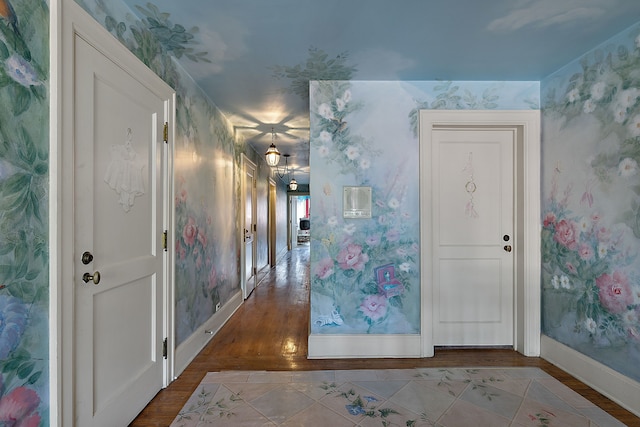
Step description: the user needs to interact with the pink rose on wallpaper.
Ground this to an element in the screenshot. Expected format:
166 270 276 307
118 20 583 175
578 243 594 261
596 271 633 314
543 212 556 227
565 262 577 274
554 219 579 250
197 229 207 247
359 295 387 322
315 257 334 279
336 244 369 271
0 386 41 427
182 217 197 246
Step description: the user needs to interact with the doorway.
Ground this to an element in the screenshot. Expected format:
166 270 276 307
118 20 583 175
289 193 310 248
58 1 175 425
241 154 257 299
419 110 541 357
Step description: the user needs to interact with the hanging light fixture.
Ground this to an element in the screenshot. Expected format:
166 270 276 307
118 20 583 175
266 126 298 189
264 127 280 167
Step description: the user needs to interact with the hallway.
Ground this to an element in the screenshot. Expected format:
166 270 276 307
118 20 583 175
130 245 639 426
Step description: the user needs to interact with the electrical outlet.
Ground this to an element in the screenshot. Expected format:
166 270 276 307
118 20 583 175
215 302 221 312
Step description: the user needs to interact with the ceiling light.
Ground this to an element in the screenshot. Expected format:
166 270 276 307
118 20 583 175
265 127 281 167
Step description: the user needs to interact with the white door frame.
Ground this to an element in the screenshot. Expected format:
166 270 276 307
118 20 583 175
419 110 541 357
240 154 257 299
268 178 277 266
52 1 175 424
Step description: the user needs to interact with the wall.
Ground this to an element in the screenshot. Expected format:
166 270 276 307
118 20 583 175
0 0 50 424
540 22 640 385
309 81 539 341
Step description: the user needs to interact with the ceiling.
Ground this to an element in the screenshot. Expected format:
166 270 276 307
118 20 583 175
121 0 640 185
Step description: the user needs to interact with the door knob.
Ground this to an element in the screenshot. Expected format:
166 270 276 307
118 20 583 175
81 251 94 265
82 271 101 285
503 245 512 253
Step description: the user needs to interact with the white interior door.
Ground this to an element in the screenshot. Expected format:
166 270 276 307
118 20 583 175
72 32 173 426
431 128 514 346
242 156 257 299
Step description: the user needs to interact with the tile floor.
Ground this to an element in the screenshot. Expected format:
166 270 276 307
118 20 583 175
170 368 625 426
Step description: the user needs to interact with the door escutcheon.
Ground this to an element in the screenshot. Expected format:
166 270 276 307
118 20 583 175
81 251 94 265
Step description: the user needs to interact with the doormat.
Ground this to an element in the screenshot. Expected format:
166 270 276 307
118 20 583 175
170 368 626 426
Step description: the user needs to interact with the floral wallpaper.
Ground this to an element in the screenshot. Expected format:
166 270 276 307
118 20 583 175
541 23 640 382
77 0 247 346
309 80 539 335
0 0 50 424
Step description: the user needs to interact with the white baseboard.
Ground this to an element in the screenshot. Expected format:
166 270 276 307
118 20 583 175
541 335 640 417
174 291 242 376
308 334 421 358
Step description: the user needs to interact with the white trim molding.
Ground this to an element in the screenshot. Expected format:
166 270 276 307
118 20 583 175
174 291 243 376
419 110 541 358
541 335 640 417
308 335 422 358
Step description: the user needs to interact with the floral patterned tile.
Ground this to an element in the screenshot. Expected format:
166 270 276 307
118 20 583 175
536 377 598 408
513 398 591 426
169 368 630 427
388 380 456 420
458 381 523 420
501 367 553 379
351 379 410 399
170 383 221 426
291 370 336 383
577 406 627 427
416 378 472 398
318 382 386 423
249 386 316 423
525 381 584 416
487 377 532 397
223 382 285 402
438 399 511 427
247 371 295 383
356 400 431 427
281 402 354 427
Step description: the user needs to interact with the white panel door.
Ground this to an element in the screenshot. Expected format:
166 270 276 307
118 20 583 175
241 155 257 299
432 128 514 346
73 34 172 426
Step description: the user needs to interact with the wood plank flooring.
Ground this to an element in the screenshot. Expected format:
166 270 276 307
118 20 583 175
130 244 640 426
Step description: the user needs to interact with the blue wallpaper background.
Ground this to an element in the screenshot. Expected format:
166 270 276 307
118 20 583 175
541 22 640 382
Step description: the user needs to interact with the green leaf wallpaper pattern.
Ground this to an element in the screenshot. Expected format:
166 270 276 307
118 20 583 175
541 23 640 382
0 0 50 424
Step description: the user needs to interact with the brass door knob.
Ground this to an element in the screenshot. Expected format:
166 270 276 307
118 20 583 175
504 245 512 253
82 271 101 285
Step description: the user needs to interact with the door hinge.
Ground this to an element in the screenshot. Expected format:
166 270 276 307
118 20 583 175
162 230 168 251
163 122 168 143
162 338 168 359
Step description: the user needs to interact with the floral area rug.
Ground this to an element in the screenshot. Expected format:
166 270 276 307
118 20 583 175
170 368 625 426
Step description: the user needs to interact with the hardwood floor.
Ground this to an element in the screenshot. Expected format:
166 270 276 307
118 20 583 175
131 244 640 426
